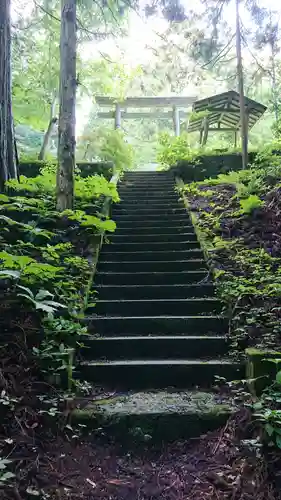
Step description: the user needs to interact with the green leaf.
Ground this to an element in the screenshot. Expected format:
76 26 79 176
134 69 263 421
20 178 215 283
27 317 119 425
265 423 275 436
0 270 20 279
16 285 34 298
276 435 281 449
35 289 54 301
0 471 15 481
276 371 281 385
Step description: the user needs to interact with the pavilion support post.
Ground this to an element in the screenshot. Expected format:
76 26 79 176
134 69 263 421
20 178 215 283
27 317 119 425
202 117 209 146
114 103 121 129
234 130 238 148
199 128 203 144
172 105 180 136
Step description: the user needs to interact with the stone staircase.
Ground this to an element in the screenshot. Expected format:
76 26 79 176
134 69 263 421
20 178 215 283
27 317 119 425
76 171 243 440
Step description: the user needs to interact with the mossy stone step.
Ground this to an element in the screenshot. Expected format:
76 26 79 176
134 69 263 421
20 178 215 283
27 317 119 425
102 241 201 251
112 213 189 223
113 218 191 227
113 206 184 214
78 359 242 389
116 200 180 207
94 283 214 299
91 298 221 316
81 335 228 360
95 270 210 285
98 260 207 273
108 233 198 243
120 193 178 200
113 226 194 235
72 390 232 442
100 249 204 262
85 315 227 335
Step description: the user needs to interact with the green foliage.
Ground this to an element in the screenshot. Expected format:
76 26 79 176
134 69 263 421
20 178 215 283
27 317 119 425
157 132 200 167
17 286 66 314
239 195 264 214
188 110 211 123
61 210 116 233
77 128 134 171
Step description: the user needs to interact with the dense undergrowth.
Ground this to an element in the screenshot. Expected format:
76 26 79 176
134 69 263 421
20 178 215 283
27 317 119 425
181 148 281 453
0 165 118 497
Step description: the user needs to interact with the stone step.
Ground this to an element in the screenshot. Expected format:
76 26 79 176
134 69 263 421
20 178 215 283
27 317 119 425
112 226 194 235
81 335 227 360
93 283 214 300
118 189 176 196
122 174 172 179
72 390 232 442
113 207 186 216
78 359 242 389
113 216 190 225
97 260 207 273
108 233 197 243
120 194 179 201
99 249 204 261
120 182 173 190
86 315 226 335
95 270 209 285
102 241 201 251
116 200 180 207
90 298 221 316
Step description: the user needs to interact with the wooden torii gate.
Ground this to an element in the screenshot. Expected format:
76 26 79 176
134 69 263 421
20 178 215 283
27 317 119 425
95 96 197 136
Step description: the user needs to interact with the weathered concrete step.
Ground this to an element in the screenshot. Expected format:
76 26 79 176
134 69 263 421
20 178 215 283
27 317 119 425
95 270 209 285
119 183 173 191
113 207 186 216
94 283 214 299
98 260 206 273
72 390 232 442
100 249 203 261
120 191 180 203
123 173 172 178
78 359 243 389
116 200 180 207
119 183 174 189
118 190 176 197
113 216 190 226
86 315 226 335
108 233 197 243
120 193 178 200
81 335 227 360
102 241 201 251
112 204 185 217
90 298 221 316
113 226 194 235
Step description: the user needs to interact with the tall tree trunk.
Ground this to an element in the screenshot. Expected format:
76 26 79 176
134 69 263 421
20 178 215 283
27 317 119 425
0 0 17 190
56 0 76 211
39 96 58 160
270 41 279 123
235 0 248 170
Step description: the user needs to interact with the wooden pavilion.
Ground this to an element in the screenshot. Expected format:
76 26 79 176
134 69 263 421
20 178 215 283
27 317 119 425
187 90 267 146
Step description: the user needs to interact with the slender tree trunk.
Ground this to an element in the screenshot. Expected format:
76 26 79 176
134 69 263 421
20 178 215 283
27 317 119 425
270 41 279 123
0 0 17 189
39 95 58 160
39 117 58 160
235 0 248 170
56 0 76 211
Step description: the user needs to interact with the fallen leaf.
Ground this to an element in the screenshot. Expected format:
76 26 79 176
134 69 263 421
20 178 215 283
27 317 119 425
86 478 97 488
107 479 131 486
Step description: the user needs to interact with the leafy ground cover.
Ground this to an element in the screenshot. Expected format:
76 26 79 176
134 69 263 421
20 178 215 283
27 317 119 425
0 166 118 497
181 148 281 476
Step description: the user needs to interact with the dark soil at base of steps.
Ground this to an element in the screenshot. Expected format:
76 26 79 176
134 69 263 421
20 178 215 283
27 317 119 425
15 411 279 500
